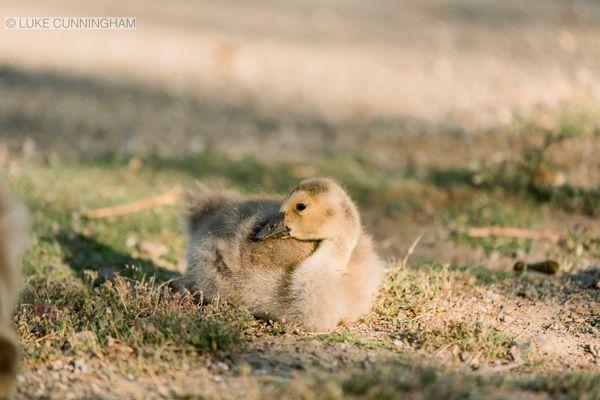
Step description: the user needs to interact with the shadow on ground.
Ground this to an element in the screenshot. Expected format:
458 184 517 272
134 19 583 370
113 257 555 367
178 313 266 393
54 229 180 284
427 166 600 216
0 64 473 169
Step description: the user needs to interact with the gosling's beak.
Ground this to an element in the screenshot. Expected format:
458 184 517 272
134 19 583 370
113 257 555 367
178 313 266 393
254 212 290 241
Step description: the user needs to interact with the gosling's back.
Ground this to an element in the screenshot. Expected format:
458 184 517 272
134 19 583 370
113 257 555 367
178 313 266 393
186 192 317 318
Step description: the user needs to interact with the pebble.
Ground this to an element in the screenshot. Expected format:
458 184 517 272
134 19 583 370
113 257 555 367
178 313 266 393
72 359 89 373
508 346 522 363
214 361 230 373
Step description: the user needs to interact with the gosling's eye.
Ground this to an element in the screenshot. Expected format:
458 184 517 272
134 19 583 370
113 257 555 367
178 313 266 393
295 203 308 212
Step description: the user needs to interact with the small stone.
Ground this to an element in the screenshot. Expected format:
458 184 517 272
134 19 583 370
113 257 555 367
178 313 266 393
449 344 461 360
107 337 134 354
215 361 229 372
508 346 522 363
61 340 73 354
71 359 89 373
51 360 65 371
290 359 305 370
531 334 553 353
72 330 97 345
126 235 138 248
140 240 168 259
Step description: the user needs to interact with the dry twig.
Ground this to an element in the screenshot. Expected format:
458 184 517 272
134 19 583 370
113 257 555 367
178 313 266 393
401 233 423 269
82 186 182 219
458 227 560 244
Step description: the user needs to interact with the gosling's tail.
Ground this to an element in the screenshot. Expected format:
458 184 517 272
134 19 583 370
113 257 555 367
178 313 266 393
186 182 238 232
0 181 29 397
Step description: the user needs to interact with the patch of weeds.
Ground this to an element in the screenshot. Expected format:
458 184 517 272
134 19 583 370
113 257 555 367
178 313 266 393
371 263 493 326
315 333 393 350
515 372 600 399
449 265 512 286
316 332 356 344
414 321 514 360
369 267 438 326
582 317 600 337
254 317 299 335
507 274 560 301
369 263 514 362
15 272 253 363
561 228 600 260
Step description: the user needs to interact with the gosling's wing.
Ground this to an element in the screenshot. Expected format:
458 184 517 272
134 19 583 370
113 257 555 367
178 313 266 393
241 236 317 270
196 197 281 240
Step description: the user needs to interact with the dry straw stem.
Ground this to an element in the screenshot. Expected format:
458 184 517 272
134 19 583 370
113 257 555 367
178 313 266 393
459 227 560 244
401 233 423 269
82 186 182 219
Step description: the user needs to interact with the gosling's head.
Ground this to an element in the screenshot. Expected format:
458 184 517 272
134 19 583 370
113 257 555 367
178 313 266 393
255 178 360 243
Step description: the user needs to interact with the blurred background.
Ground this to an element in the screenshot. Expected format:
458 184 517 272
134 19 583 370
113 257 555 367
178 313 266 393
1 0 599 261
2 0 600 162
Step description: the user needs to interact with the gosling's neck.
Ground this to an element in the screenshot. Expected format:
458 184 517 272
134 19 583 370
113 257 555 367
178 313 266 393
305 226 360 273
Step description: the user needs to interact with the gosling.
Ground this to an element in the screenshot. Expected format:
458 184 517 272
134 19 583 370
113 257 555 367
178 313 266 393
185 178 384 331
0 181 29 397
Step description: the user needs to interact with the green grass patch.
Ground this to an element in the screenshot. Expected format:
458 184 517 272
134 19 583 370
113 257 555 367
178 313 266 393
369 263 515 362
315 332 394 350
448 195 537 255
16 273 253 363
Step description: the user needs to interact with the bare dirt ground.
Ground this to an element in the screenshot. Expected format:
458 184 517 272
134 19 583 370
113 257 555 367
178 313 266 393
1 0 599 398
